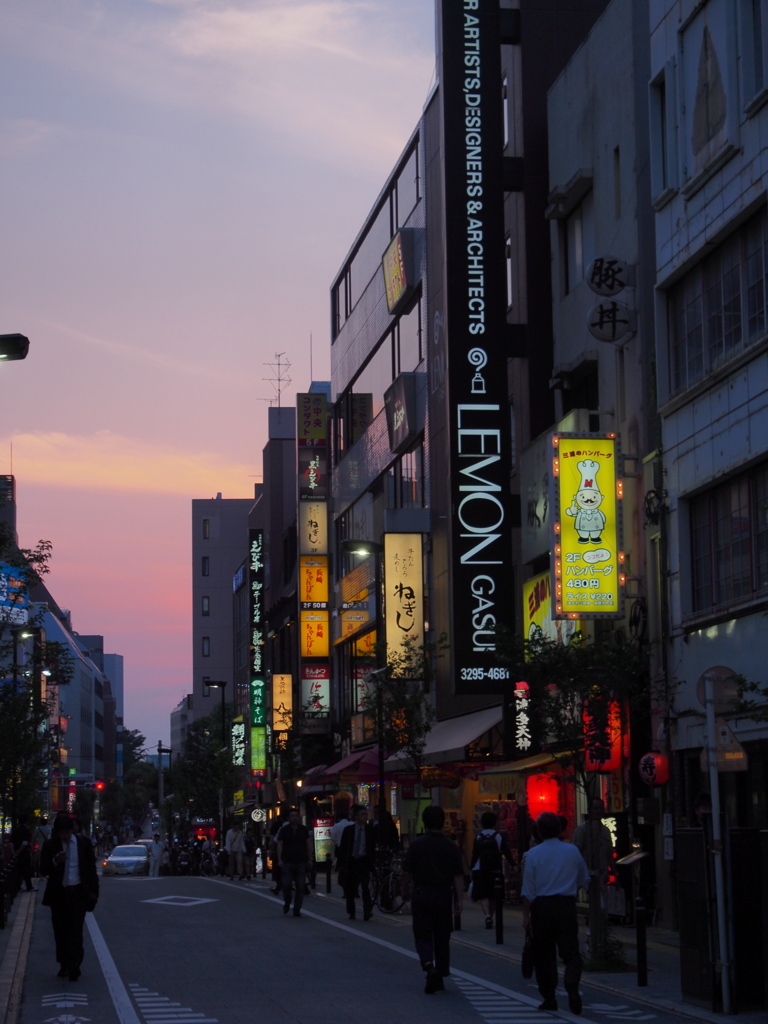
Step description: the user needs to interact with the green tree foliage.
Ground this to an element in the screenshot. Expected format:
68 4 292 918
497 627 651 797
121 728 147 775
122 760 158 827
359 634 448 828
165 706 239 829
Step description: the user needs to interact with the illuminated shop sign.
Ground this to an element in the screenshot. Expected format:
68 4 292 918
297 393 328 500
250 726 266 777
231 719 246 768
272 674 293 732
298 501 328 555
299 556 328 606
384 533 423 651
382 230 415 314
248 530 264 678
522 572 578 646
551 434 624 619
0 561 28 625
429 0 513 694
301 665 330 718
384 373 418 453
250 677 266 727
301 610 329 658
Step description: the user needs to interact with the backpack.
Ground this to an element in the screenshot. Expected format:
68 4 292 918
475 831 502 874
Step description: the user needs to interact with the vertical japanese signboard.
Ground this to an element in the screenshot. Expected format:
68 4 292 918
429 0 513 695
249 529 267 776
384 534 423 652
297 393 328 499
297 392 330 732
551 434 624 619
272 673 293 732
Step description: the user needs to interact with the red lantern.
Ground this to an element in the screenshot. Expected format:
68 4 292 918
638 751 669 786
526 773 560 816
583 700 622 771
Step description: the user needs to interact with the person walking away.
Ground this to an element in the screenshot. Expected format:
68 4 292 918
148 833 165 878
337 805 375 920
268 812 286 894
33 817 52 878
244 828 256 880
470 810 515 930
225 822 246 880
521 811 590 1014
40 815 99 981
572 797 613 956
11 814 36 892
276 809 313 917
400 805 464 995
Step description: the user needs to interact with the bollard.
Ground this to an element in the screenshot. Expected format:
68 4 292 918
326 853 333 894
494 873 504 945
635 896 648 986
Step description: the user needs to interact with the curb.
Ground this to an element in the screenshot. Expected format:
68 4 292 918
0 894 37 1024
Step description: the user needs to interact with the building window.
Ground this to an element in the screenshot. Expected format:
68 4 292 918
649 62 679 200
690 460 768 612
740 0 767 107
669 210 768 393
505 235 514 309
563 192 594 295
502 75 509 149
202 637 210 657
202 596 210 617
202 518 210 539
202 556 210 576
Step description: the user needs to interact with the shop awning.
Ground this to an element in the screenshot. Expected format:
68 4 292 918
385 705 503 769
318 747 382 784
299 764 330 794
481 751 558 774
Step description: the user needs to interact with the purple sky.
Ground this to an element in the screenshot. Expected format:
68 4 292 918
1 0 434 744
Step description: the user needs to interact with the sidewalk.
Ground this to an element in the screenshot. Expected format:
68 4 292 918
303 877 764 1024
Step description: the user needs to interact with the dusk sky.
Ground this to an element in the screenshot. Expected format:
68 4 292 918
1 0 435 745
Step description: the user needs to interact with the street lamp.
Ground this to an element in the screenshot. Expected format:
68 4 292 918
206 681 228 841
0 334 29 361
342 539 386 820
207 681 228 746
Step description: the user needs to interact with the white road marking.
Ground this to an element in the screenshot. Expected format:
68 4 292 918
140 897 217 907
129 984 218 1024
208 879 601 1022
85 915 141 1024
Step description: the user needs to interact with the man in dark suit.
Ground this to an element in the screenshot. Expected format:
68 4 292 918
40 814 99 981
338 804 375 920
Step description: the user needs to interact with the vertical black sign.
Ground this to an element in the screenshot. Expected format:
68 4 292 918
432 0 513 694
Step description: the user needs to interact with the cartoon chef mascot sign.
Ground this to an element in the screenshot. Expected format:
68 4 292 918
566 459 606 543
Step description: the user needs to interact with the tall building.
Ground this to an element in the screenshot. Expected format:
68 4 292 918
650 0 768 1007
322 0 610 844
191 493 253 727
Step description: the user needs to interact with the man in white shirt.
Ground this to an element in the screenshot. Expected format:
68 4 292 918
225 822 246 880
40 815 99 982
148 834 165 877
522 812 590 1015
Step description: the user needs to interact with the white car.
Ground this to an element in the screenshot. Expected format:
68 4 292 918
102 844 150 876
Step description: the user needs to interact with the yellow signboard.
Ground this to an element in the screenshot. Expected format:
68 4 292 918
299 556 328 605
300 610 329 658
384 533 423 650
552 433 624 619
522 571 579 643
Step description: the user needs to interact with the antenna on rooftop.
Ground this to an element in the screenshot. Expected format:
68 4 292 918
261 352 292 407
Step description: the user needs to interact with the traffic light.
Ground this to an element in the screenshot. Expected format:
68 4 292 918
95 781 104 791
